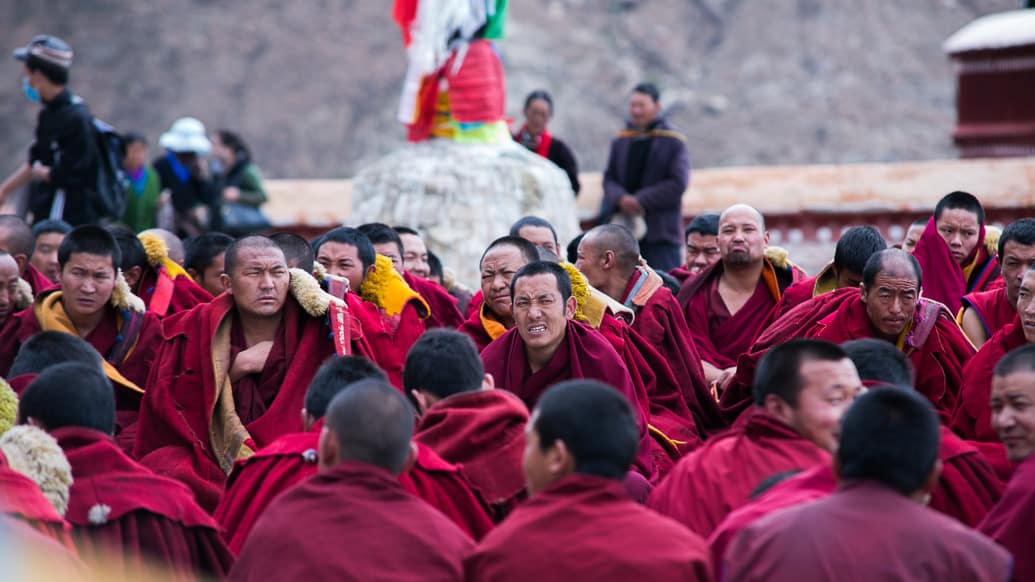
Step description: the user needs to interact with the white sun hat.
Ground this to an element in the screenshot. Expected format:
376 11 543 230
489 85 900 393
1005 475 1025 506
159 117 212 155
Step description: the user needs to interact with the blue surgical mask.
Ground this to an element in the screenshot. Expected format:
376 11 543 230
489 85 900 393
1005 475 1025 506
21 77 40 103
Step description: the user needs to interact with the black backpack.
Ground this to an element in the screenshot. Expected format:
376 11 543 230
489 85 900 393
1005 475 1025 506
90 117 129 222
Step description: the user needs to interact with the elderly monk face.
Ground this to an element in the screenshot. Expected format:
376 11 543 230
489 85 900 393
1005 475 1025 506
517 226 560 259
31 231 64 283
1000 241 1035 307
718 207 768 267
373 242 403 273
1015 270 1035 343
861 268 918 340
574 236 607 291
399 233 431 279
991 368 1035 463
936 208 981 265
0 255 19 327
480 245 529 323
513 273 575 356
783 357 863 454
317 242 368 292
686 231 720 275
224 245 290 319
901 223 925 253
60 252 117 321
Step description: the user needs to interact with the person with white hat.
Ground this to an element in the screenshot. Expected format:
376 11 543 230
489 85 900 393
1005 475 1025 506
1 35 103 226
152 117 219 238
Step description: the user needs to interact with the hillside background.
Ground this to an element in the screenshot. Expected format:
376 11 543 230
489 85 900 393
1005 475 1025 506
0 0 1019 179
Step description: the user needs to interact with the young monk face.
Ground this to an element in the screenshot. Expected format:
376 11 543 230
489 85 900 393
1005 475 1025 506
31 231 64 283
480 245 528 324
512 273 575 358
373 242 404 273
861 271 918 340
196 251 226 298
1015 270 1035 343
782 357 863 453
317 241 368 292
399 233 430 279
685 231 720 275
718 206 768 267
1000 241 1035 307
0 254 19 327
522 410 572 496
901 223 925 253
517 226 560 259
990 369 1035 463
935 208 980 265
223 245 290 320
60 252 116 321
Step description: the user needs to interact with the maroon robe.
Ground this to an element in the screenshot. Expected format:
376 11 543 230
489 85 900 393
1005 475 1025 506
456 302 505 352
979 455 1035 582
726 481 1011 582
647 409 830 537
56 427 233 579
0 453 74 550
677 259 792 369
230 460 474 582
136 266 213 318
624 274 725 435
481 320 656 479
133 294 347 511
954 317 1026 443
215 423 493 553
348 291 427 389
962 286 1014 341
912 216 1000 314
22 263 53 295
464 474 712 582
405 270 464 329
667 265 693 285
415 389 530 518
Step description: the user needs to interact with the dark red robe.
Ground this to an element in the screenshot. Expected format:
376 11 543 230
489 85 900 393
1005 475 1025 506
625 276 725 435
414 389 529 518
136 266 213 318
464 474 712 582
456 302 506 352
667 265 693 285
647 409 830 537
56 427 233 579
912 216 1000 314
404 270 464 329
215 423 493 553
954 317 1025 443
22 263 53 295
962 286 1014 341
0 453 74 551
979 455 1035 582
133 293 349 511
230 460 474 582
348 291 427 389
481 320 656 480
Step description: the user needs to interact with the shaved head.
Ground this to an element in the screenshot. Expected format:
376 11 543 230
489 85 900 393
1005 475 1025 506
720 204 766 231
223 235 285 276
863 248 922 289
0 216 34 268
583 225 640 274
140 229 185 265
322 379 415 475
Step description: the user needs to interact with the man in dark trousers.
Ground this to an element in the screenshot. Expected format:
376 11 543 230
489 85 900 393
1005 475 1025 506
1 36 101 226
599 83 690 272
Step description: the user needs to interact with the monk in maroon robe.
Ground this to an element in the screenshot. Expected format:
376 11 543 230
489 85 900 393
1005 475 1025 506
725 387 1011 582
669 213 720 285
577 224 724 435
677 205 804 386
649 339 861 537
0 453 74 550
464 380 712 582
0 252 29 331
20 364 234 579
133 232 212 317
954 317 1026 443
457 236 540 351
216 356 492 552
0 215 54 295
134 237 356 511
959 218 1035 346
230 379 474 581
911 191 1000 314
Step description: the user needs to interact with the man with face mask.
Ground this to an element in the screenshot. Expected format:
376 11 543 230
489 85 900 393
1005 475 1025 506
1 36 101 226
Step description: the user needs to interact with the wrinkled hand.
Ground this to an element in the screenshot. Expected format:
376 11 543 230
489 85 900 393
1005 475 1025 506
618 194 642 215
223 186 241 202
31 163 51 183
230 341 274 381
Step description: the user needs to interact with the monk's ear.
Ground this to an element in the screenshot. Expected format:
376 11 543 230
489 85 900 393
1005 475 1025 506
549 440 575 479
481 373 495 391
921 458 943 497
123 265 143 289
859 284 868 303
762 393 794 425
317 426 339 473
410 390 431 415
12 254 27 274
219 272 233 294
187 267 201 282
300 409 315 432
564 296 577 320
762 230 770 247
400 442 419 474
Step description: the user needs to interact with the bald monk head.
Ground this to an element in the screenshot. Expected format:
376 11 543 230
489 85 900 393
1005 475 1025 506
933 191 985 266
19 362 116 435
837 387 941 501
314 226 376 292
841 338 915 387
479 236 539 327
140 228 185 266
832 226 887 290
269 231 315 272
997 219 1035 308
718 204 768 270
357 223 405 273
991 344 1035 463
58 226 122 327
901 218 927 253
524 379 639 495
575 224 640 301
9 331 104 378
859 248 922 342
0 215 34 275
220 235 289 322
404 329 492 414
754 339 864 454
318 379 417 475
185 232 233 297
301 355 387 431
510 261 578 372
0 251 19 328
510 216 560 258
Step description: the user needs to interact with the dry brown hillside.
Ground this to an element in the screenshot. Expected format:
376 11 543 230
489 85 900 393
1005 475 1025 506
0 0 1017 179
